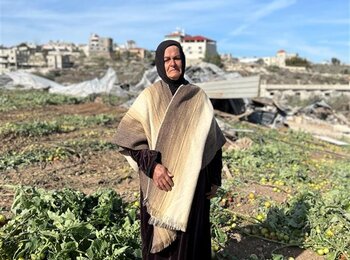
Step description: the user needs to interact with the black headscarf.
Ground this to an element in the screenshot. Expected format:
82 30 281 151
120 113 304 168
155 40 188 95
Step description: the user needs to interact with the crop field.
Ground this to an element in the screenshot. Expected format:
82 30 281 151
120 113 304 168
0 89 349 260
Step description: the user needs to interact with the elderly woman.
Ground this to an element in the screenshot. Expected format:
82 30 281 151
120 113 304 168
115 40 225 259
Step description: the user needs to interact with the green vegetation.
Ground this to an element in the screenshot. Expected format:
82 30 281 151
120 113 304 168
266 65 281 73
331 57 341 66
204 53 223 68
0 89 128 112
0 140 117 171
210 122 350 259
1 124 349 259
0 90 349 259
0 187 141 259
285 56 310 67
0 89 88 112
0 114 116 138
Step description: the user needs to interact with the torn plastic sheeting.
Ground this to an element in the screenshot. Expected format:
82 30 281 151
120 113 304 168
313 135 349 146
4 70 62 90
4 68 127 98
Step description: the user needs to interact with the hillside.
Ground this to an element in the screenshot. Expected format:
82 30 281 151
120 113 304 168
30 56 350 87
223 62 350 85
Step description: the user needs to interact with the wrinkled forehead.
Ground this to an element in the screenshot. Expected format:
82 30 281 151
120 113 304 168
164 45 180 56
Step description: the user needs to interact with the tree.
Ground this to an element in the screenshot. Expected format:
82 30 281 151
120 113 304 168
285 56 310 67
256 58 265 65
203 53 223 68
144 50 153 59
331 57 341 65
114 51 121 61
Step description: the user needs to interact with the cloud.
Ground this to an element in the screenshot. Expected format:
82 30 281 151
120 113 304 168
0 0 243 46
230 0 297 36
305 18 350 25
1 0 231 21
1 0 348 63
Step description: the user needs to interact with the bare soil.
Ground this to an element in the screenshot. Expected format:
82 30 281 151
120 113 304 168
0 102 324 259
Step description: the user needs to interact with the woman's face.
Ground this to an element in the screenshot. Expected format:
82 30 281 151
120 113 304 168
164 45 182 80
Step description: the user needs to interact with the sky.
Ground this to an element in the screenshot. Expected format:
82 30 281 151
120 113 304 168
1 0 349 64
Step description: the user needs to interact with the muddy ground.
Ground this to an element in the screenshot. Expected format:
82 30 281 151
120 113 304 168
0 101 323 260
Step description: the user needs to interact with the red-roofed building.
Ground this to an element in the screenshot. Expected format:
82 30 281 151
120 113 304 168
164 29 218 63
183 35 213 42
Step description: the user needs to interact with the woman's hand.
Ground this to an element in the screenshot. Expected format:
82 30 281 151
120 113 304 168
153 164 174 191
206 184 219 199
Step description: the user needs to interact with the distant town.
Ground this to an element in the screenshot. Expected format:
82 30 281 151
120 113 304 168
0 29 333 74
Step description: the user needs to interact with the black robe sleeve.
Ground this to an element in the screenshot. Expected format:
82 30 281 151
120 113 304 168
125 148 161 178
206 148 223 186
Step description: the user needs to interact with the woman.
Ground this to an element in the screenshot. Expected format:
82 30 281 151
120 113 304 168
115 40 225 259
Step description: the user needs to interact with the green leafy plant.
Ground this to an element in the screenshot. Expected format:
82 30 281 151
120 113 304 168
0 186 141 260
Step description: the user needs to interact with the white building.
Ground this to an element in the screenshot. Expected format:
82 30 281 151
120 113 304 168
263 50 297 67
0 48 17 72
42 41 77 52
116 40 147 59
0 44 38 72
0 41 78 73
164 29 218 63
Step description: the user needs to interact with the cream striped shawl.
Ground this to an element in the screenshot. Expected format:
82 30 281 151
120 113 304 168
115 80 226 253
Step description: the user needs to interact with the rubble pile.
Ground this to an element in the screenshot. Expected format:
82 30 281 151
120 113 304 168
133 62 241 92
235 97 350 145
224 62 350 85
186 62 241 83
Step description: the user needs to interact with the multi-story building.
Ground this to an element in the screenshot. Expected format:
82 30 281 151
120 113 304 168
47 52 73 69
0 41 78 72
115 40 147 59
0 43 40 72
17 43 59 69
42 41 79 69
88 33 113 58
164 29 218 63
43 41 71 51
164 29 187 42
0 47 17 72
28 52 47 68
